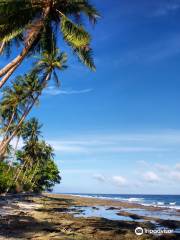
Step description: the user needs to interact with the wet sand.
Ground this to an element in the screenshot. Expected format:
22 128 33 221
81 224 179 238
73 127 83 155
0 193 179 240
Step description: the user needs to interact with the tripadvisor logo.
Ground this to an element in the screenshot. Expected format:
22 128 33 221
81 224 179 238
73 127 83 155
135 226 174 236
135 227 144 236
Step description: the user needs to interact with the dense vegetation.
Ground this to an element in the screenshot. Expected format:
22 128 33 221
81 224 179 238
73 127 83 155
0 118 61 194
0 0 99 194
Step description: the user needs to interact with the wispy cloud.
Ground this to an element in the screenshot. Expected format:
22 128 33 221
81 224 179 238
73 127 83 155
175 163 180 170
43 86 93 96
49 140 168 154
143 171 160 183
137 161 180 184
111 176 127 187
93 174 106 182
93 174 128 187
152 3 180 17
48 130 180 155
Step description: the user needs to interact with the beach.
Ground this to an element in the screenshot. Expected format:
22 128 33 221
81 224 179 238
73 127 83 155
0 193 179 240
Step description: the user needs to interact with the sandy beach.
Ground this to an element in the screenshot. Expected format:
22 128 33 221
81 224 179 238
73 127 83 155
0 193 179 240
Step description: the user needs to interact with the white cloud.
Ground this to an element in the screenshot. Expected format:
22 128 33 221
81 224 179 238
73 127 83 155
43 86 93 96
93 174 106 182
47 130 180 154
51 143 166 154
93 174 127 187
170 171 180 181
49 140 87 153
155 164 169 172
112 176 127 187
175 163 180 171
143 171 160 183
138 162 180 185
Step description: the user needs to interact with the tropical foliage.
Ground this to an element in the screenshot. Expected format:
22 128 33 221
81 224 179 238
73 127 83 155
0 0 100 88
0 118 61 194
0 48 67 156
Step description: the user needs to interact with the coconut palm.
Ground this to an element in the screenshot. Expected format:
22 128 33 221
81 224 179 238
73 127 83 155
13 121 54 191
0 0 99 88
0 81 26 156
21 117 42 143
33 48 67 86
0 48 68 156
0 74 42 156
6 118 42 192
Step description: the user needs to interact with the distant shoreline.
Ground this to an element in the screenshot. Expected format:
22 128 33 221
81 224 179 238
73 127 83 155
55 193 180 210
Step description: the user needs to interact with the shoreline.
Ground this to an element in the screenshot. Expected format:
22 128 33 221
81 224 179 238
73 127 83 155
0 193 179 239
62 193 180 211
58 193 180 210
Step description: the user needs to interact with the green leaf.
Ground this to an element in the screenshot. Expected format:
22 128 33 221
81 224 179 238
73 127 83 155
60 14 90 48
75 46 96 71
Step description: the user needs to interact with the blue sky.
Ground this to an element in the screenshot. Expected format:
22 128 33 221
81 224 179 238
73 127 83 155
1 0 180 194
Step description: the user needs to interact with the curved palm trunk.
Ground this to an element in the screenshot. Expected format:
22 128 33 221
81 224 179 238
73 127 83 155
0 41 5 54
3 111 15 139
6 136 20 174
26 161 39 185
0 136 9 160
0 73 50 157
0 95 39 155
0 6 51 88
0 113 14 159
21 163 30 184
31 178 37 189
5 161 27 194
0 35 39 83
14 161 28 184
0 65 19 88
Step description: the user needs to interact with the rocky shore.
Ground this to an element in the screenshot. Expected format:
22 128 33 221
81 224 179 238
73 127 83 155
0 193 179 240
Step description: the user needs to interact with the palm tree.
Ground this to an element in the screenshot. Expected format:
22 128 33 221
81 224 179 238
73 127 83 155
21 117 42 142
28 140 57 191
13 121 49 189
0 82 26 156
0 48 67 156
0 74 42 156
6 118 42 192
0 0 99 88
6 129 22 175
33 48 67 86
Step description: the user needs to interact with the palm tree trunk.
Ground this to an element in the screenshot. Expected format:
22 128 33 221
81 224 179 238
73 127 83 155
0 41 5 54
0 6 51 88
21 164 30 184
3 111 15 139
27 162 39 185
6 136 20 174
0 65 19 88
0 36 37 81
31 178 37 189
14 160 28 184
0 95 39 155
0 73 50 157
5 161 27 194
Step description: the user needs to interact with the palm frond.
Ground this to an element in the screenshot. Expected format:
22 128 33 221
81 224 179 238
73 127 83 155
53 71 60 87
75 46 96 71
60 14 90 48
0 28 23 42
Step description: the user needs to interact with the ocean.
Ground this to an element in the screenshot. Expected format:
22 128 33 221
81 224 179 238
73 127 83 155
67 193 180 210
